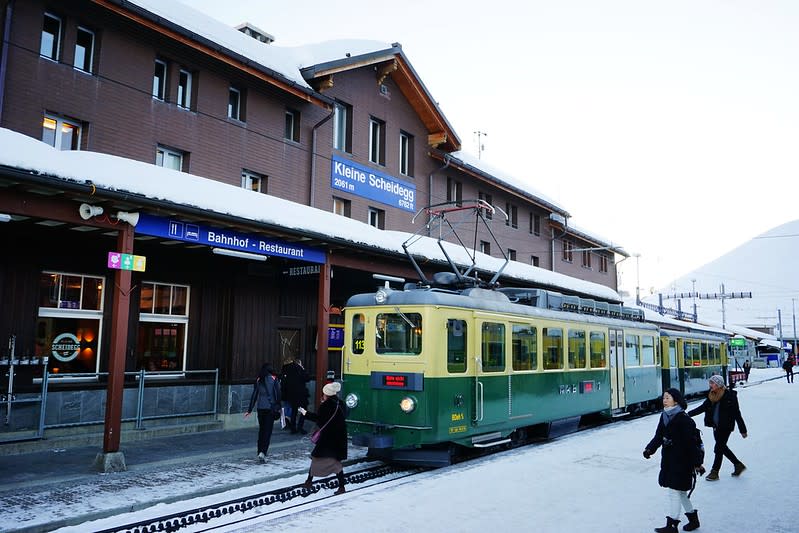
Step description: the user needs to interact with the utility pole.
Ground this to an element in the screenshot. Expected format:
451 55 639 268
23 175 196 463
665 283 752 328
474 131 487 159
793 298 797 356
778 309 784 364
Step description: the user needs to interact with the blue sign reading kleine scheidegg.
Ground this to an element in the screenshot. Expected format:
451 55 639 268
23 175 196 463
331 155 415 212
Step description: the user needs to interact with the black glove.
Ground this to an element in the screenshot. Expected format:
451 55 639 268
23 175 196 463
643 449 652 459
695 465 706 476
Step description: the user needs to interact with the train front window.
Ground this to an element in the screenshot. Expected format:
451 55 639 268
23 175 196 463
351 313 365 354
589 331 606 368
447 319 467 373
375 312 422 355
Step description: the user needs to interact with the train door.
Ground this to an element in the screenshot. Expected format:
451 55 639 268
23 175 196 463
609 328 626 410
474 318 508 427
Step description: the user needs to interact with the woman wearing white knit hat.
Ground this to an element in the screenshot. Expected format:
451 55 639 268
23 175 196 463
687 374 748 481
297 380 348 494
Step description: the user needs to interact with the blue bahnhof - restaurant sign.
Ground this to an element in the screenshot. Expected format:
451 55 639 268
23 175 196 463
135 213 326 264
331 155 415 212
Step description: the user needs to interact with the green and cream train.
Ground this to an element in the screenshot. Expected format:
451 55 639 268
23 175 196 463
340 282 728 466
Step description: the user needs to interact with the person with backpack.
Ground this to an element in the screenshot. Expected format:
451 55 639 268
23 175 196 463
687 374 748 481
280 357 311 434
244 363 281 463
643 388 706 533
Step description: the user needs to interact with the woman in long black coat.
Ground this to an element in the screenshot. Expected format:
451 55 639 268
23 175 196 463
644 388 705 533
298 381 348 494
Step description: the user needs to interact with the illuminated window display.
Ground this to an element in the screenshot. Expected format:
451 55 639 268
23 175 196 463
136 282 189 371
36 272 105 375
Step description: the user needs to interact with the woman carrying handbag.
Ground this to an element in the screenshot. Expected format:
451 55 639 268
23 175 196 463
298 381 348 494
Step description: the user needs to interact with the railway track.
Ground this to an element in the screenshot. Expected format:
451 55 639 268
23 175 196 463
96 462 427 533
94 410 659 533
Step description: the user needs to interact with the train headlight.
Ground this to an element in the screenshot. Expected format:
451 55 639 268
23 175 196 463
399 396 417 413
345 393 359 409
375 288 389 304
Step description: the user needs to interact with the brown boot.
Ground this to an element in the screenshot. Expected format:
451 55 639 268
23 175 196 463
705 469 719 481
732 462 746 476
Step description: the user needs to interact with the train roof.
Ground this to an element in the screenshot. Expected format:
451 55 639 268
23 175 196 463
345 286 658 331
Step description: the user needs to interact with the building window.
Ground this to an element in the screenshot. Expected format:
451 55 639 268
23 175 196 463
228 86 244 121
40 13 62 61
368 207 385 229
74 27 94 73
177 69 192 109
531 255 540 267
285 108 300 142
446 177 462 206
153 59 168 100
333 197 351 217
505 203 518 228
478 192 493 219
399 131 413 176
599 255 609 273
508 249 516 261
480 241 490 255
137 282 189 372
562 240 573 262
530 213 541 236
42 114 82 150
37 271 105 375
582 250 592 269
156 145 184 171
369 117 386 165
333 101 352 152
242 170 266 193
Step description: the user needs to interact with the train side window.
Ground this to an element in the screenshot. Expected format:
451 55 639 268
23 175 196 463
447 319 467 373
625 334 640 366
641 335 655 365
481 322 505 372
701 343 709 365
543 327 563 370
568 329 586 369
589 331 606 368
351 313 365 354
512 324 537 371
668 340 677 368
684 341 698 367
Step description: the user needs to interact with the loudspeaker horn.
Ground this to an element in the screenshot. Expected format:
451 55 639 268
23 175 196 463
79 203 104 220
115 211 140 227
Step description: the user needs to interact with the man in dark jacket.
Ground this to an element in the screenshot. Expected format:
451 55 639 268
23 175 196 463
687 374 748 481
280 358 310 434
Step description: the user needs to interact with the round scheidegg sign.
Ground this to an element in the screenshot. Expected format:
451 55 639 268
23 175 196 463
51 333 81 362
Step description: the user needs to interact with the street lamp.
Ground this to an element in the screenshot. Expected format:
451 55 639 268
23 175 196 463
634 253 641 305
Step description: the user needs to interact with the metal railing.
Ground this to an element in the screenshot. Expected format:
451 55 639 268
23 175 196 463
2 368 218 442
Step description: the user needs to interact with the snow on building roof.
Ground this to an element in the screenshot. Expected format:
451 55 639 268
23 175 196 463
125 0 392 89
0 128 621 302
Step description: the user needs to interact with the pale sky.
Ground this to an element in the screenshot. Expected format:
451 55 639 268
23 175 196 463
179 0 799 296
